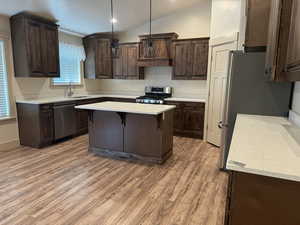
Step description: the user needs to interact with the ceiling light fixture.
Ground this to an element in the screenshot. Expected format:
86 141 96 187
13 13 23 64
110 0 119 57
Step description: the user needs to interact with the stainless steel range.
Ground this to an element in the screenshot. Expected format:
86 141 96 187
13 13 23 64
136 86 172 104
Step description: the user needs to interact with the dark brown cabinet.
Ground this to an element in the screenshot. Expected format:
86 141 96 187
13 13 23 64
241 0 272 51
165 101 205 139
113 43 144 80
83 34 113 79
137 33 179 67
172 38 209 80
265 0 300 81
225 171 300 225
10 12 60 78
17 103 54 148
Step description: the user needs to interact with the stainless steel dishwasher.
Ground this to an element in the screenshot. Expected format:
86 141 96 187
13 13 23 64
53 103 76 140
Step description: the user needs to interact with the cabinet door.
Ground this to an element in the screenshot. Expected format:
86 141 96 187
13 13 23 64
165 101 183 133
127 45 140 79
113 46 125 79
43 25 60 77
183 109 204 138
83 37 97 79
96 39 112 79
266 0 300 81
172 41 191 80
26 20 44 76
244 0 271 49
40 107 54 145
182 103 205 138
76 110 89 135
285 0 300 80
191 39 209 80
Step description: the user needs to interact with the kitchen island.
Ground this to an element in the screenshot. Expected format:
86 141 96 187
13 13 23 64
76 101 176 164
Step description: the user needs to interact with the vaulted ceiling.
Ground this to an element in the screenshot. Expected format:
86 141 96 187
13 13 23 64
0 0 205 35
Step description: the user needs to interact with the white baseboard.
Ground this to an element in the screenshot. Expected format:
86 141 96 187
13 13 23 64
0 140 20 151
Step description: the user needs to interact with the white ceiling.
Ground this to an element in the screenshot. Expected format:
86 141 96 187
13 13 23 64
0 0 204 35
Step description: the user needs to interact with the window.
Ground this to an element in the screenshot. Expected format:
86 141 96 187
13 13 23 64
52 42 86 85
0 40 10 119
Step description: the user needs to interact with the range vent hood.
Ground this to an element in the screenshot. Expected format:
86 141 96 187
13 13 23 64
137 33 179 67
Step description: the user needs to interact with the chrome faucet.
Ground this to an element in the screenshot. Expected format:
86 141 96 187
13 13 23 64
66 82 74 97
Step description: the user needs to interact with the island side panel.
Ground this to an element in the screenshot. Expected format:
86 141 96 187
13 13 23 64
88 111 124 153
161 110 174 158
124 110 174 163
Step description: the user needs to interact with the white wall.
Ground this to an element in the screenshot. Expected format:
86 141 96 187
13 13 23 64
99 1 212 98
210 0 242 39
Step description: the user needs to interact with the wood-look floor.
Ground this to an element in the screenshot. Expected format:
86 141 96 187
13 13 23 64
0 135 228 225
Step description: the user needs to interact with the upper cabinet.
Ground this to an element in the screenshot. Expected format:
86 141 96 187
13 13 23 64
137 33 178 67
239 0 272 51
10 12 60 78
265 0 300 81
113 43 144 80
172 38 209 80
83 33 113 79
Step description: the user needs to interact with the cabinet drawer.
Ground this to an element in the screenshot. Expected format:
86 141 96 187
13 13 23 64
40 104 52 111
182 102 204 111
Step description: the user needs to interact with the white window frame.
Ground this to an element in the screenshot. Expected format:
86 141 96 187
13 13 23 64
0 33 14 121
51 42 84 87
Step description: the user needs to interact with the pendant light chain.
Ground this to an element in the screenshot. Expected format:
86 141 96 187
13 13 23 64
149 0 152 43
111 0 114 41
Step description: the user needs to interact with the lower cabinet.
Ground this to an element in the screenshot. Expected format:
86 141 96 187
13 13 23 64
226 172 300 225
40 105 54 146
165 101 205 139
17 103 54 148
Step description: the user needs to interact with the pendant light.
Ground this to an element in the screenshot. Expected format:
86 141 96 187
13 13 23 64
110 0 118 57
147 0 154 57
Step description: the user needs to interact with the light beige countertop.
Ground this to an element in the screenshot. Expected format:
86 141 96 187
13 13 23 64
227 114 300 182
15 94 139 104
16 94 206 105
165 97 206 103
75 101 176 115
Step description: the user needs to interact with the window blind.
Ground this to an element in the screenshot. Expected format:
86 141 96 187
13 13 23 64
0 40 10 119
52 42 86 85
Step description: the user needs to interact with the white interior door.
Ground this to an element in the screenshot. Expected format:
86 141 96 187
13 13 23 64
206 35 238 146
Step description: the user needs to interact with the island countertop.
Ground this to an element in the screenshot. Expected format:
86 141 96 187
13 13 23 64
226 114 300 182
75 101 176 115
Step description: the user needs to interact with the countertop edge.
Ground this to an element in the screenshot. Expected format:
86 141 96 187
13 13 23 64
75 105 176 115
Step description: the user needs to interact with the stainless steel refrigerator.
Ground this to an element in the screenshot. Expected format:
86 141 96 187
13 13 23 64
219 51 292 170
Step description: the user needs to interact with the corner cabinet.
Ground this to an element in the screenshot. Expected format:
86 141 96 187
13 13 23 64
83 34 113 79
265 0 300 81
165 101 205 139
172 38 209 80
10 12 60 78
113 43 144 80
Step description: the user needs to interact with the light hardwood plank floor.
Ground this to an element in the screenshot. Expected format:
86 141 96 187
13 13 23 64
0 135 228 225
